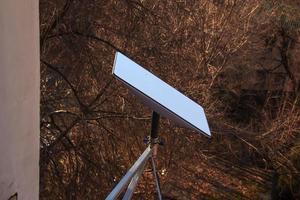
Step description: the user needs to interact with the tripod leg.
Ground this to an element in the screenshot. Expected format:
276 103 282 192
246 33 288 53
122 156 148 200
151 156 162 200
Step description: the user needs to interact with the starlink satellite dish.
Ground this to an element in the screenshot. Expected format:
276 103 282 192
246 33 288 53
113 52 211 137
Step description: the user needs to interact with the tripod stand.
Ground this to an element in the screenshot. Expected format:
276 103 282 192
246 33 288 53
105 111 163 200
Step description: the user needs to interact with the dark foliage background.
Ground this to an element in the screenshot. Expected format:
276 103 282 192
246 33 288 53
40 0 300 199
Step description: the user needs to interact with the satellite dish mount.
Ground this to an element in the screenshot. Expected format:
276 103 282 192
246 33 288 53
105 111 163 200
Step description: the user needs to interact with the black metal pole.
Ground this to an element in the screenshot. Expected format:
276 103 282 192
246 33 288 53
150 111 162 199
150 111 160 140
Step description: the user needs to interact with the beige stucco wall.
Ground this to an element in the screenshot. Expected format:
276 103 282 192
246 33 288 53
0 0 39 199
